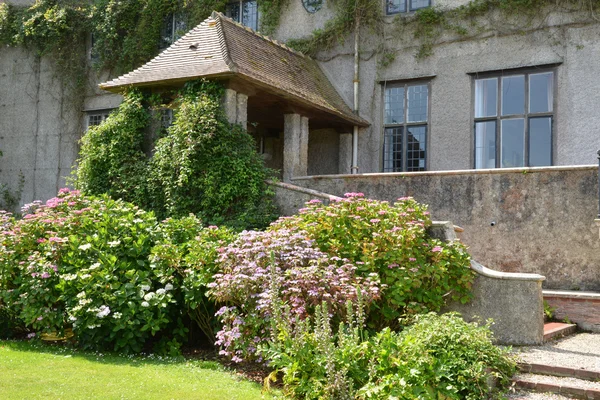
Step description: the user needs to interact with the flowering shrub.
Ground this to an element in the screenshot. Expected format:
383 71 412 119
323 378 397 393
208 229 380 362
150 217 235 342
0 189 230 353
262 299 516 400
271 194 474 328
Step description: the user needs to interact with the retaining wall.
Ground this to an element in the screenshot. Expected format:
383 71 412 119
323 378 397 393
291 166 600 291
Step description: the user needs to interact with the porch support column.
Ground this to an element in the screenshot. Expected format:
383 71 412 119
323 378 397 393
236 93 248 130
222 89 248 129
283 113 309 182
339 132 353 174
223 88 237 124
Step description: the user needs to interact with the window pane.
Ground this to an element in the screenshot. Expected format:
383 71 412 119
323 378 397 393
406 126 426 171
501 118 525 167
475 78 497 118
383 127 403 172
226 2 241 23
529 117 552 166
159 14 174 49
386 0 406 14
407 84 428 122
409 0 430 11
385 86 404 124
501 75 525 116
475 121 496 169
529 72 553 113
242 0 258 30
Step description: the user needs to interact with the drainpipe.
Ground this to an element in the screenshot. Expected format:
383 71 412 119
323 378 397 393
595 150 600 238
351 13 360 174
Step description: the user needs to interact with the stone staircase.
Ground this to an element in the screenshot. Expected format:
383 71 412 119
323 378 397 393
512 330 600 399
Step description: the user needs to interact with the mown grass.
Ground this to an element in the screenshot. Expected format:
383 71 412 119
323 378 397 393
0 340 276 400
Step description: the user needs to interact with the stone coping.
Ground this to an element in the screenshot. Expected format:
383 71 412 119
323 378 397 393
291 165 597 180
543 290 600 300
268 181 342 201
471 260 546 282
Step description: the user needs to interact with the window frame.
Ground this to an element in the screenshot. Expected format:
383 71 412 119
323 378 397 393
225 0 259 31
381 80 431 173
85 109 113 130
385 0 431 16
471 67 557 169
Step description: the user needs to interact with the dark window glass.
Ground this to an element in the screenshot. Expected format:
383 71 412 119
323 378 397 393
529 117 552 167
383 127 403 172
501 118 525 168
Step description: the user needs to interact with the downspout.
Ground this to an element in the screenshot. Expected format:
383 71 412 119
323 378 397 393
351 12 360 174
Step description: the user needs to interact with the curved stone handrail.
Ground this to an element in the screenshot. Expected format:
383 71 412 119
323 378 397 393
471 260 545 282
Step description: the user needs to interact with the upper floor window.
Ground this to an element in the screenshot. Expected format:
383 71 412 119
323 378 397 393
383 82 429 172
474 70 554 169
226 0 258 31
160 13 187 50
386 0 430 15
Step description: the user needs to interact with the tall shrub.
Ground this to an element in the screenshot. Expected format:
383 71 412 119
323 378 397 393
271 194 474 329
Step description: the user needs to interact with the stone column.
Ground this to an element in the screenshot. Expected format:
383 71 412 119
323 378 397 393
236 92 248 130
283 113 309 182
339 132 353 174
222 88 237 125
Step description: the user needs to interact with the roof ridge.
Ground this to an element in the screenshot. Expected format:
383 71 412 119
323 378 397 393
211 11 307 59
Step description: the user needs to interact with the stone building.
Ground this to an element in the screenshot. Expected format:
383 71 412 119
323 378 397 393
1 0 600 289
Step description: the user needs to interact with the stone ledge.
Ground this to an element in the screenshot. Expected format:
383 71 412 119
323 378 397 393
471 260 546 282
544 290 600 300
291 164 598 180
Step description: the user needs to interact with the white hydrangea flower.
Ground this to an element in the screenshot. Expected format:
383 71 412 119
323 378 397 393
78 243 92 251
107 240 121 247
164 283 173 291
89 262 101 270
143 292 155 301
141 285 151 291
141 301 150 307
156 289 166 295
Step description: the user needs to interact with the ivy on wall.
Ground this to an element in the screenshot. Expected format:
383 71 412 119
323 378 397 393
75 80 277 230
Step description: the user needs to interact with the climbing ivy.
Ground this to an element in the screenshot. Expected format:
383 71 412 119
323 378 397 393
287 0 600 59
75 80 277 230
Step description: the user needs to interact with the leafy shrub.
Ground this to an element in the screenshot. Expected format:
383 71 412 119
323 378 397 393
148 80 277 228
263 299 517 400
271 194 474 328
0 189 231 353
75 80 277 230
359 313 517 399
75 89 150 206
208 228 380 362
150 217 235 342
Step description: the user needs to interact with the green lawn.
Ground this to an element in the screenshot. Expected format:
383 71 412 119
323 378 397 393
0 340 276 400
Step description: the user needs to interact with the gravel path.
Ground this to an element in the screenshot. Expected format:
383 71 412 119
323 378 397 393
512 333 600 372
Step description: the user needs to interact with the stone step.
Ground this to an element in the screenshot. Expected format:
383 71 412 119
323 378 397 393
544 322 577 342
513 373 600 399
518 362 600 381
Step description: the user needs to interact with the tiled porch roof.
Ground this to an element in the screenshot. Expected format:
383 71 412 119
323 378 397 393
100 12 368 127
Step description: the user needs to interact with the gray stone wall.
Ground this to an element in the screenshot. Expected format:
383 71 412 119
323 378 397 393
273 3 600 173
0 48 82 207
292 166 600 291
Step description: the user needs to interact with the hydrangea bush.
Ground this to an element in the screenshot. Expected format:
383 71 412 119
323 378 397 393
208 228 380 362
0 189 231 353
271 193 474 328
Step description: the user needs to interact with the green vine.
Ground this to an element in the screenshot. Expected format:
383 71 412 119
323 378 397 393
75 80 277 230
287 0 600 59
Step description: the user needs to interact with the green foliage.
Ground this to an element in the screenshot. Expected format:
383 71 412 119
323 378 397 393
543 300 555 320
150 217 235 342
264 297 516 400
0 189 236 353
75 80 277 230
75 89 150 206
271 194 474 329
287 0 383 56
358 313 517 399
149 80 277 228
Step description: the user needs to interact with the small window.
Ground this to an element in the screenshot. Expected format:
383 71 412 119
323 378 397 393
382 82 429 172
302 0 323 13
473 70 554 169
86 110 112 130
159 13 187 50
386 0 430 15
226 0 258 31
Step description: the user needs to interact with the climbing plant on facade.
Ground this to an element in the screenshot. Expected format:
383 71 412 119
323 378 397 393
74 80 277 230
